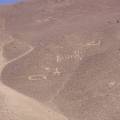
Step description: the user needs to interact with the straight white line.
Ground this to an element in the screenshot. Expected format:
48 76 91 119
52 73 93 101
7 46 34 64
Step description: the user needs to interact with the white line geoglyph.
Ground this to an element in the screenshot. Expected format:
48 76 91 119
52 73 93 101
28 74 47 81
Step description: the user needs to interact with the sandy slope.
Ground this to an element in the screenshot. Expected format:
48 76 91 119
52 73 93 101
0 82 68 120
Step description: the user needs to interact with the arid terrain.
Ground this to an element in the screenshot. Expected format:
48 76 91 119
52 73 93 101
0 0 120 120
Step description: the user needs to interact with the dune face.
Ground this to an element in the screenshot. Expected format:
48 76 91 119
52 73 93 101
0 82 68 120
0 0 120 120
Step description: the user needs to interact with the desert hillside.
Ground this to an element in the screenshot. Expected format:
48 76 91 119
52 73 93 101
0 0 120 120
